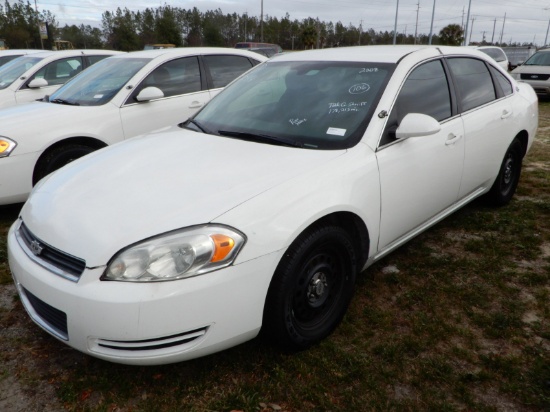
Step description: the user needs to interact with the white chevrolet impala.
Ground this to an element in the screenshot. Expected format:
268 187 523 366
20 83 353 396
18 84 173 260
7 45 538 365
0 47 266 205
0 49 122 109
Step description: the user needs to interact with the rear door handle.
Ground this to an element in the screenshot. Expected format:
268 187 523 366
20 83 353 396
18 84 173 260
189 101 204 109
501 109 512 119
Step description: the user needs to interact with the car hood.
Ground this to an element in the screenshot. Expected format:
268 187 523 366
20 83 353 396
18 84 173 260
21 129 345 267
512 64 550 75
0 101 75 135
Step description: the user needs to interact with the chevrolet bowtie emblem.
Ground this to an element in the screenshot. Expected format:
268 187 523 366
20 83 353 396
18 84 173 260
30 240 43 256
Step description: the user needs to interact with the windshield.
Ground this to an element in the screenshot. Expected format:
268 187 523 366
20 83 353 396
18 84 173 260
523 52 550 66
192 60 394 149
0 55 21 67
0 56 43 90
48 57 151 106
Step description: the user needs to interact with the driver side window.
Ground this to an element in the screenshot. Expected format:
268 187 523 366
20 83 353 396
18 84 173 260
380 59 451 146
29 57 83 87
127 56 201 103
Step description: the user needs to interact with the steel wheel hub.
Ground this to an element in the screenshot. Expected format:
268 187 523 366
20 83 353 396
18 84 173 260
307 271 329 307
503 156 513 185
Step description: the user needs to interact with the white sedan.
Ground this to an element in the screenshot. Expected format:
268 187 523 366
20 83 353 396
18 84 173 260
8 45 538 365
0 47 266 205
0 49 122 109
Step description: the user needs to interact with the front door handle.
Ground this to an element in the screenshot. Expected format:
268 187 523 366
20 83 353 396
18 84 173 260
189 101 204 109
445 133 462 146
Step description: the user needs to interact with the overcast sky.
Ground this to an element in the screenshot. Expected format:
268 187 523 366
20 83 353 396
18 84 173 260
34 0 550 46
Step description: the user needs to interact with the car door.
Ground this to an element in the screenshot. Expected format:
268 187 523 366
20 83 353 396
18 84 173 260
15 56 84 104
447 58 515 198
119 56 209 139
376 59 465 250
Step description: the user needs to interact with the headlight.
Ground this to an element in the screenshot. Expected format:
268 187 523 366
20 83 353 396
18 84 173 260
0 137 16 157
510 72 520 80
102 225 246 282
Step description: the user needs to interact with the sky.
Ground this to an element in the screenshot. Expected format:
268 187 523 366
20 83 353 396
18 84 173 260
32 0 550 46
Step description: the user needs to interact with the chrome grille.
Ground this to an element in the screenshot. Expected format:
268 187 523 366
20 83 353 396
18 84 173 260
521 73 550 81
16 221 86 281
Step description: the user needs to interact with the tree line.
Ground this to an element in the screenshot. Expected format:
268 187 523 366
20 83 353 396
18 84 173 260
0 0 536 51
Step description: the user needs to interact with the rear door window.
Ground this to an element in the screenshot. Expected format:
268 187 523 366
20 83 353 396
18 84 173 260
203 55 255 89
447 58 495 112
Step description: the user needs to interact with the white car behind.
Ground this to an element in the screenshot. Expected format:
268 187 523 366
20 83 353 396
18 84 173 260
0 47 266 204
0 49 122 109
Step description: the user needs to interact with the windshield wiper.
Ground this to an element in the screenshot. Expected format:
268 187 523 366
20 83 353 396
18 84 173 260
50 98 80 106
218 130 303 148
181 118 212 134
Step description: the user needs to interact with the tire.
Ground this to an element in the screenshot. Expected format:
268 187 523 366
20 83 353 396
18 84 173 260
485 138 523 207
33 144 96 185
263 225 357 351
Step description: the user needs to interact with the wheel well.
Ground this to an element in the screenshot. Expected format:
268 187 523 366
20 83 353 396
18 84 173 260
33 137 108 185
515 130 529 158
302 212 370 270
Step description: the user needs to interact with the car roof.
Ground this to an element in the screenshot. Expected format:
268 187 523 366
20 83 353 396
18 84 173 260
28 49 123 61
109 47 267 61
270 45 487 63
0 49 42 56
476 46 503 50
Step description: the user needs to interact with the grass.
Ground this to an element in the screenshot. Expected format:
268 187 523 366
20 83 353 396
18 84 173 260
0 103 549 411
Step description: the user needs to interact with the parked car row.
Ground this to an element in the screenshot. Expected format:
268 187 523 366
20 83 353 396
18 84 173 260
3 45 539 366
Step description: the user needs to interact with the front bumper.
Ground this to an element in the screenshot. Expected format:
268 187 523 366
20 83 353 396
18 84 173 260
0 151 38 205
8 221 281 365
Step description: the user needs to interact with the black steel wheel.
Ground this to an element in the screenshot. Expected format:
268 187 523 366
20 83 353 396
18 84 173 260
263 225 357 350
485 138 523 207
33 144 96 184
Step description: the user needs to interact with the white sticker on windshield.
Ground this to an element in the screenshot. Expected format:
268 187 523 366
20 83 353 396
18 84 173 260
93 94 103 99
327 127 346 136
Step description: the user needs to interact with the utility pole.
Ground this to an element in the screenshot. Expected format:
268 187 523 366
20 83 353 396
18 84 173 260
393 0 399 45
244 12 247 42
463 0 472 46
544 10 550 47
469 17 475 44
428 0 436 45
414 1 420 44
260 0 264 42
34 0 44 49
491 18 496 44
499 12 506 45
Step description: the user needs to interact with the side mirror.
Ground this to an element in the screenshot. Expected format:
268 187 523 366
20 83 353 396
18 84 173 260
28 78 49 88
135 86 164 102
396 113 441 140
